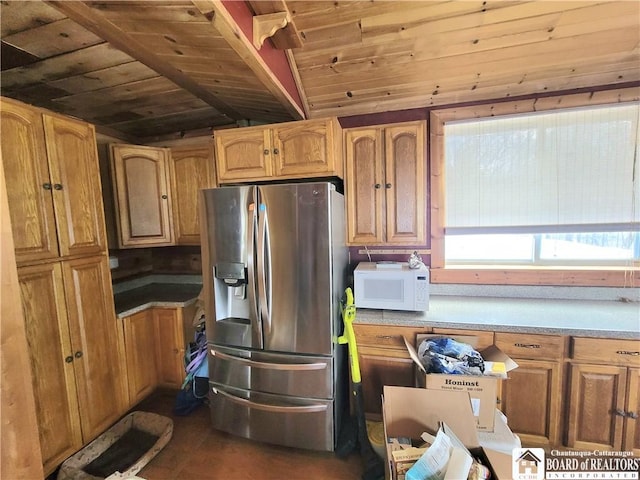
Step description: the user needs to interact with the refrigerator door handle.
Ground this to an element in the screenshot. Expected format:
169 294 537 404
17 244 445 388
211 348 328 371
257 204 272 334
246 201 260 337
212 387 328 413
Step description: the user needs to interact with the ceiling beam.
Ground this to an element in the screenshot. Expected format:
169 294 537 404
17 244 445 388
45 0 244 122
192 0 305 120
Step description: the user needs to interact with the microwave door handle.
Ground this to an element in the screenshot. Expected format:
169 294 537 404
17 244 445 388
257 204 271 335
247 194 262 348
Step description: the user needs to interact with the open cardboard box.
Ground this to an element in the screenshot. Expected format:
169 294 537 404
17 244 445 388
382 386 512 480
405 335 518 432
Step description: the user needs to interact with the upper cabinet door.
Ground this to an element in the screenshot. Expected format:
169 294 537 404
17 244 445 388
43 114 107 257
344 120 427 246
272 118 341 178
384 121 426 245
215 128 272 182
345 128 384 244
1 99 59 263
110 144 174 247
169 145 216 245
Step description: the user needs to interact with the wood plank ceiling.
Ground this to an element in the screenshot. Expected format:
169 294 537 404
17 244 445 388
1 1 639 143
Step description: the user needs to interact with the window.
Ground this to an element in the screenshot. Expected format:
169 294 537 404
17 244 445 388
429 89 640 286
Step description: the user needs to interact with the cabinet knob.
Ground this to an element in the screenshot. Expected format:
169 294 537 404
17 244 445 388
263 149 269 155
385 183 392 189
65 355 74 363
74 351 83 359
273 148 279 155
161 194 168 199
627 411 638 419
374 183 381 189
53 183 63 190
615 409 627 417
43 183 52 190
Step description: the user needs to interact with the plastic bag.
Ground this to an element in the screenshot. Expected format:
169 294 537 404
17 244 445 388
417 337 485 375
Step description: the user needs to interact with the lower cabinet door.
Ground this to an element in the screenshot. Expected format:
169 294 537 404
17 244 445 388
18 262 83 476
500 358 562 448
567 363 627 451
624 368 640 455
63 255 128 443
154 307 185 388
124 309 158 406
358 345 415 418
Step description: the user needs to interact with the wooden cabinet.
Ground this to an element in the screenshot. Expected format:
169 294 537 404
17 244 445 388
122 306 189 406
1 98 106 264
567 337 640 453
18 256 127 476
495 332 566 449
353 324 428 418
123 309 159 406
215 117 343 183
3 98 125 476
168 144 216 245
154 307 187 388
111 143 216 247
344 121 426 245
110 144 174 248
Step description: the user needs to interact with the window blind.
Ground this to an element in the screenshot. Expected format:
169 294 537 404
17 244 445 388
444 102 640 234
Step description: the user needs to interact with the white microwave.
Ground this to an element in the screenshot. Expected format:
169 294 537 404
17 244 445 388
353 262 429 311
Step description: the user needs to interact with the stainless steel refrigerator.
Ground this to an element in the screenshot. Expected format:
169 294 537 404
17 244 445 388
199 182 348 451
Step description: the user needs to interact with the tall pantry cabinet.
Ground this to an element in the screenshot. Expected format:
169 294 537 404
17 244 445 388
0 97 127 476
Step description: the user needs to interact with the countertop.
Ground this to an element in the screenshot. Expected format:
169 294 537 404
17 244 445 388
111 276 639 340
354 294 640 340
113 275 202 318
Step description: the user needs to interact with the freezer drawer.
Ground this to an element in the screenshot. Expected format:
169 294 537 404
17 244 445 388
210 383 335 451
209 345 334 399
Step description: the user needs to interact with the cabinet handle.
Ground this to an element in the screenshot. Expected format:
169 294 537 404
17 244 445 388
385 183 392 189
374 184 381 189
263 149 269 155
376 335 394 340
615 409 627 417
616 350 639 356
627 411 638 419
273 148 279 155
53 183 63 190
65 355 74 363
74 351 83 359
161 194 168 199
43 183 52 190
514 343 541 349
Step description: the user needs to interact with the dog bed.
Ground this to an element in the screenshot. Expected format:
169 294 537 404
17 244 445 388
57 411 173 480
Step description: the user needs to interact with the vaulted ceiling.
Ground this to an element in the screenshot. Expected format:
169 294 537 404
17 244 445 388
2 1 639 143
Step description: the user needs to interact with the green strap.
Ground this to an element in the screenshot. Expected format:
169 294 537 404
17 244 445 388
338 287 361 384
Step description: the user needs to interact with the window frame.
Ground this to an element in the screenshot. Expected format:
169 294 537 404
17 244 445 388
429 87 640 287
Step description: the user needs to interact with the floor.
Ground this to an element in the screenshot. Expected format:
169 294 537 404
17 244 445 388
135 389 365 480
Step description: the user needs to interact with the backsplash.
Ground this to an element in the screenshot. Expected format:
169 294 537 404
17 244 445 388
109 246 202 283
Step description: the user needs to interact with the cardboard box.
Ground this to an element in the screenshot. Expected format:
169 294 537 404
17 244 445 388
477 409 522 454
382 386 512 480
405 335 518 432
